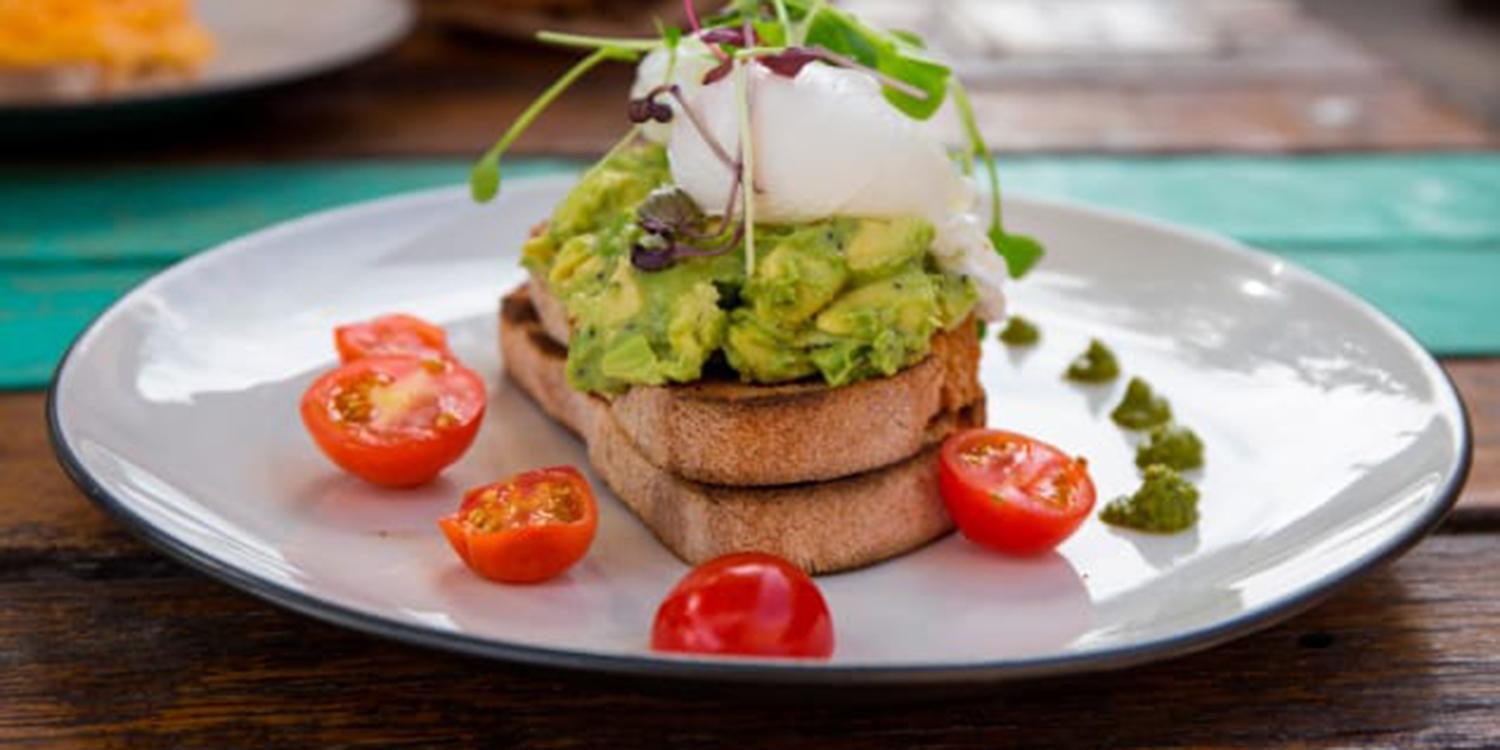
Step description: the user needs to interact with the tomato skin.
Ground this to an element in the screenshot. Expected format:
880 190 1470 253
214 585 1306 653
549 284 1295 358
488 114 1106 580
939 429 1096 556
652 553 834 659
439 467 598 584
300 356 486 487
335 314 451 363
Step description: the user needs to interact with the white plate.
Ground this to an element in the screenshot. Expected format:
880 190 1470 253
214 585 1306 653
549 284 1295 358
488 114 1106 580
1 0 413 112
48 178 1470 684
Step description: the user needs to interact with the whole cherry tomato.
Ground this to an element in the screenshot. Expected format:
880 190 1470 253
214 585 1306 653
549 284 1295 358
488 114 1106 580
652 552 834 659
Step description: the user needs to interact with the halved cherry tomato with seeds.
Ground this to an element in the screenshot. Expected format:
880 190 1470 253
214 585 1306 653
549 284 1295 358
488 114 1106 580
939 429 1096 556
300 356 485 487
651 552 834 659
335 313 452 363
439 467 598 584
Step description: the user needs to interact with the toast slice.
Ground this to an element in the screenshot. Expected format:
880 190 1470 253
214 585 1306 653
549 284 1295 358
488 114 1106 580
500 287 983 573
526 276 985 486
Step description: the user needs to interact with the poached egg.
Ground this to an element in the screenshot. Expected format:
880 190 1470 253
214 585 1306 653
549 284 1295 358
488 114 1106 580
631 43 1007 319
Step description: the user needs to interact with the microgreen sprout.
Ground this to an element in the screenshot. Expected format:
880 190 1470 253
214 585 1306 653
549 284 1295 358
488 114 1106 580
533 31 661 52
470 46 637 202
950 79 1045 278
771 0 793 37
734 57 757 276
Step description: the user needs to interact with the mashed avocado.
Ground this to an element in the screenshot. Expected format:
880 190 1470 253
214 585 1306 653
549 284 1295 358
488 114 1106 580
523 144 979 393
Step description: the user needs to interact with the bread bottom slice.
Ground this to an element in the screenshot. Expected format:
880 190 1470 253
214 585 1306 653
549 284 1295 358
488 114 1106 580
500 287 972 574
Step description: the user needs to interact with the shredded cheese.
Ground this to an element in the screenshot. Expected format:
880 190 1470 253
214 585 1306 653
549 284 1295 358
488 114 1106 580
0 0 214 81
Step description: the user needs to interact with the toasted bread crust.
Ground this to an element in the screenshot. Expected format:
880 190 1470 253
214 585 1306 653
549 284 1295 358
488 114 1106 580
499 288 974 573
526 276 985 485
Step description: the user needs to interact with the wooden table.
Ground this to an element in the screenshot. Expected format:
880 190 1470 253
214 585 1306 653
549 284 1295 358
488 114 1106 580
4 7 1498 747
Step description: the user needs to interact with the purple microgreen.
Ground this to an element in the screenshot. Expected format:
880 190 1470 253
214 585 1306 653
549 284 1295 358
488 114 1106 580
683 0 705 34
630 187 747 272
630 243 677 271
683 0 730 64
627 94 674 124
699 27 749 46
755 47 819 77
471 47 637 202
637 187 705 236
702 60 733 85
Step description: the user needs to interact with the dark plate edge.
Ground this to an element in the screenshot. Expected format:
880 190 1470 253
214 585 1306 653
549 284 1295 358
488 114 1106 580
41 192 1474 687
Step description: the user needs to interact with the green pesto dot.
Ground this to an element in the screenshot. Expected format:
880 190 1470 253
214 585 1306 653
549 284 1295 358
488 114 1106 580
1064 339 1119 382
1135 423 1204 471
1100 464 1199 533
1111 376 1171 430
999 315 1040 346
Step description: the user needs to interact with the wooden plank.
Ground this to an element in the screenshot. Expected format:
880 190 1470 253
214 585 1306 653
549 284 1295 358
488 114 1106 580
0 534 1495 748
0 19 1489 166
1447 359 1500 520
0 394 141 557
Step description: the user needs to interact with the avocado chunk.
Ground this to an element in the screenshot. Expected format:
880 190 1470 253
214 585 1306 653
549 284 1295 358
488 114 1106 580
724 309 818 383
744 221 852 328
844 217 933 283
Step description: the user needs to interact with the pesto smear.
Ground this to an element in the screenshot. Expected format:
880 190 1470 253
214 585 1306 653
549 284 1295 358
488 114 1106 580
1135 423 1204 471
998 315 1039 346
523 143 979 394
1111 376 1173 429
1101 464 1200 533
1065 339 1120 383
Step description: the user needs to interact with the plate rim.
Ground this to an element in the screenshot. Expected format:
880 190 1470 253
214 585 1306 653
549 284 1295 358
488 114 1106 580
45 182 1474 685
0 0 416 114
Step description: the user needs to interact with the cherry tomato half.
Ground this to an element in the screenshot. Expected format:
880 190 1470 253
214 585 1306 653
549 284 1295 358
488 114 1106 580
335 313 452 363
438 467 598 584
652 552 834 659
300 356 485 487
939 429 1096 556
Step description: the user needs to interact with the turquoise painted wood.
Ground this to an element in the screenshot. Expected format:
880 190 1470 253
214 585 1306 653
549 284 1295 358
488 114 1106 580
3 154 1498 388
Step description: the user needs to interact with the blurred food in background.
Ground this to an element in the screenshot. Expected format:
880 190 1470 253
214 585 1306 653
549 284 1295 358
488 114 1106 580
424 0 682 39
0 0 214 102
